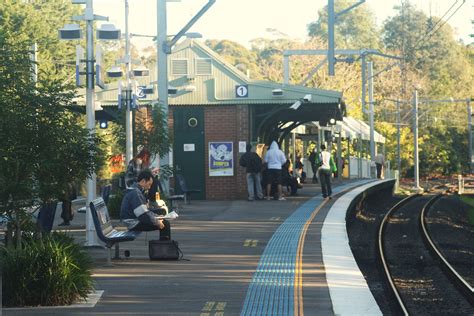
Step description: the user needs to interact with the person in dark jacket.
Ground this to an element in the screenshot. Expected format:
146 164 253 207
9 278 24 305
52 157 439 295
239 144 263 201
59 182 76 226
125 147 160 203
120 169 170 240
281 159 298 196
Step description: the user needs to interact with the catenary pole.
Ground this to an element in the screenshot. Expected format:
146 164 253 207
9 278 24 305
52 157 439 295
413 90 419 189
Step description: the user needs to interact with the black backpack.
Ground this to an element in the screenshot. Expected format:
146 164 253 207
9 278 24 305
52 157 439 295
248 153 263 173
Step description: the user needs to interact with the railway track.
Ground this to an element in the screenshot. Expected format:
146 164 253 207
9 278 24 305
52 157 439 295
378 192 474 315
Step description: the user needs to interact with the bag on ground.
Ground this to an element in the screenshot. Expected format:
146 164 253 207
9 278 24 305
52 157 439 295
148 240 182 260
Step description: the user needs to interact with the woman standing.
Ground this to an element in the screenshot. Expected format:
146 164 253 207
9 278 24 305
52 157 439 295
125 148 159 202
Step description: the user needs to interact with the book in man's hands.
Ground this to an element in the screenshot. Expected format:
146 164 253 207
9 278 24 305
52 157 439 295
156 211 179 220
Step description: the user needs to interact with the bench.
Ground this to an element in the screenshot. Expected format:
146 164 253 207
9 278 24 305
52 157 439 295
89 197 141 265
175 174 201 204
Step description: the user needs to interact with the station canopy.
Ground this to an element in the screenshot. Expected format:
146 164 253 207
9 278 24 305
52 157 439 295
74 38 346 144
339 117 385 143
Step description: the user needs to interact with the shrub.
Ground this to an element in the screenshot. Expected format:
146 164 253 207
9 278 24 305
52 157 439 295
107 189 124 219
1 232 94 307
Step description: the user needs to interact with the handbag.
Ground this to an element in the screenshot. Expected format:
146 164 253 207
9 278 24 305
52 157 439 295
148 240 182 260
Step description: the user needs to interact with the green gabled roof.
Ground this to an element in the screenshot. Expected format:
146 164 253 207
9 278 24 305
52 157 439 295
168 39 341 105
89 39 342 106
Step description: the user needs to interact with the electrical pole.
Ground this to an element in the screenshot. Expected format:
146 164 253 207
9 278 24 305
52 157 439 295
468 99 472 173
397 100 401 173
328 0 335 76
413 90 420 189
326 0 366 76
156 0 215 193
368 61 375 177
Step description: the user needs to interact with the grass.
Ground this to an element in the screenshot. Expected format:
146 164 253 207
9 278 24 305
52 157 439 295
458 195 474 225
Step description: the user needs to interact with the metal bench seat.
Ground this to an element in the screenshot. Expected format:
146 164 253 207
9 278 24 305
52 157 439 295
90 197 141 265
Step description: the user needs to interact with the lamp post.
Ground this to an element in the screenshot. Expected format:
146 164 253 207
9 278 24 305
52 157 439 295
107 1 151 163
60 0 119 246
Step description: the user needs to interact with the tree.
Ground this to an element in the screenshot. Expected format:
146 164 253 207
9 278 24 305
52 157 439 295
0 39 103 248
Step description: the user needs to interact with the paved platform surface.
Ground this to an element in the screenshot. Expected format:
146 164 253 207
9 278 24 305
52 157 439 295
3 179 377 316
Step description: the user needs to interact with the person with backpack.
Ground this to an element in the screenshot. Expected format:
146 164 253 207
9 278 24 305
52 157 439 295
308 147 318 183
239 144 264 201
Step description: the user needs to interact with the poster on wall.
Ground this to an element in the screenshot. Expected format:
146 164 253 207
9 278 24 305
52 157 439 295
209 142 234 176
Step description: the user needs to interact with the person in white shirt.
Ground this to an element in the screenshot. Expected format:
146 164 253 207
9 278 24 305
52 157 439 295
375 153 385 179
264 141 287 201
319 144 333 199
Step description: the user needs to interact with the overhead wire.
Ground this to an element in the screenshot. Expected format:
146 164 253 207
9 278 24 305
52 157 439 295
412 0 466 52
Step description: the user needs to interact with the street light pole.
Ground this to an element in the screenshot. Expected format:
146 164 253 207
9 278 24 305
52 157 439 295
125 0 133 163
85 0 99 246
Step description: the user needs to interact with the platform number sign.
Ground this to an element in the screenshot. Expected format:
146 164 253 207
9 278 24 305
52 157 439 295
235 85 248 98
136 86 146 99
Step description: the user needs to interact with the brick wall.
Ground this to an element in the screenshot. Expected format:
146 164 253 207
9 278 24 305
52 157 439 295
204 105 248 199
165 104 250 200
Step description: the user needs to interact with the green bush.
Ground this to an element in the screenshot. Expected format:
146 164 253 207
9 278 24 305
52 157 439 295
1 232 94 307
107 189 124 219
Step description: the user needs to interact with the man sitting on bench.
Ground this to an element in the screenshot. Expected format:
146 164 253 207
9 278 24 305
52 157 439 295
120 169 171 240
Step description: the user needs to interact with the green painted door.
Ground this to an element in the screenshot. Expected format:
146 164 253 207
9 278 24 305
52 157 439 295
173 107 205 199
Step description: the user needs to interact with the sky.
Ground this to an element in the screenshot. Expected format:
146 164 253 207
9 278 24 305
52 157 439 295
93 0 473 49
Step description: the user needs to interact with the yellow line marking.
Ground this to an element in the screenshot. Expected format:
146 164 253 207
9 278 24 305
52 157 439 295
200 314 210 316
294 199 328 316
214 313 225 316
215 302 227 311
202 301 215 312
244 239 258 247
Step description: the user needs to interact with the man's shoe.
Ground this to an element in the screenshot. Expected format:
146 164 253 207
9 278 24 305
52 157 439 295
328 196 333 199
278 196 286 201
58 222 70 226
265 196 271 201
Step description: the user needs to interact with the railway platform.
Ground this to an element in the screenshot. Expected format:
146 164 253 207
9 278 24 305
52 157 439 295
3 179 392 316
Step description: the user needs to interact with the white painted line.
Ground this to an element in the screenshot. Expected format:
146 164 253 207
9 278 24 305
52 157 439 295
4 290 104 310
322 181 392 315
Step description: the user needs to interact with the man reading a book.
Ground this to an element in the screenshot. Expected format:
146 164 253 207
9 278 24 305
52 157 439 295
120 169 171 240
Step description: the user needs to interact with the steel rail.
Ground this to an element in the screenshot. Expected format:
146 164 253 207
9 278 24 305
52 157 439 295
420 193 474 304
377 193 421 316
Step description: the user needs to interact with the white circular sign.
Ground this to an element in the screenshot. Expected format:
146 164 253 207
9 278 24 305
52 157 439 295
235 85 248 98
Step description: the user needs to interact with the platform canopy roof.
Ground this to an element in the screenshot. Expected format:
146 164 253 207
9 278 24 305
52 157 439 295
74 39 346 143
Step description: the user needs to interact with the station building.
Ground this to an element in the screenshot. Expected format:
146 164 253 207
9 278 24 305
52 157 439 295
94 39 349 200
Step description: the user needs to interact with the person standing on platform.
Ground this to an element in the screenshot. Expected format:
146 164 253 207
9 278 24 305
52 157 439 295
59 182 76 226
264 141 287 201
319 144 333 199
375 152 385 179
125 147 160 203
239 144 264 201
308 147 318 183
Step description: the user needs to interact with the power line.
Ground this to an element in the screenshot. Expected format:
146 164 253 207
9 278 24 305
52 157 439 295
413 0 466 52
